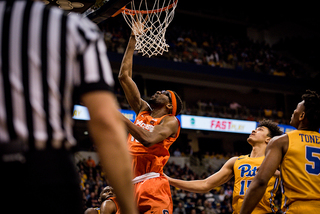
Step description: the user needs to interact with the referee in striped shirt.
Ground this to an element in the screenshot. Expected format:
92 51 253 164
0 1 137 214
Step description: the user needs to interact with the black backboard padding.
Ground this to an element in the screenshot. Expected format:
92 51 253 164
86 0 132 23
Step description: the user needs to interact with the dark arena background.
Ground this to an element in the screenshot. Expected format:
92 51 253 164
44 1 320 213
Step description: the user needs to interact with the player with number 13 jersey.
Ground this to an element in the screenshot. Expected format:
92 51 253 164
165 120 283 214
233 155 279 214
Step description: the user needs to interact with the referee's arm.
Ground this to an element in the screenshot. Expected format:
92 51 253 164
82 91 137 214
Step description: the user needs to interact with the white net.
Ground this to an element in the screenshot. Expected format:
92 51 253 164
122 0 178 57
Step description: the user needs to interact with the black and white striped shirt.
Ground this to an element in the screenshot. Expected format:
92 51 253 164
0 0 114 150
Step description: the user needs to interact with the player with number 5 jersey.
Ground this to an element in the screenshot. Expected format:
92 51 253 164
281 130 320 209
240 90 320 214
165 120 283 214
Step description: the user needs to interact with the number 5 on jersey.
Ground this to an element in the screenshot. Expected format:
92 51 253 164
305 146 320 175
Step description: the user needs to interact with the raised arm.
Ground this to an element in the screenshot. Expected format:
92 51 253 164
240 134 288 214
165 157 237 193
118 35 148 114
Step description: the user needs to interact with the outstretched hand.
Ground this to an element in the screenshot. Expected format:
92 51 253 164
131 14 150 36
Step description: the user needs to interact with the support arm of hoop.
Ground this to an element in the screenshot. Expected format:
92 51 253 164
111 6 126 17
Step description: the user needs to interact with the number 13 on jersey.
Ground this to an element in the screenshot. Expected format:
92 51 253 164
239 180 252 195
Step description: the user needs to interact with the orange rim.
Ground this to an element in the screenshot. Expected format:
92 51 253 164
121 0 178 15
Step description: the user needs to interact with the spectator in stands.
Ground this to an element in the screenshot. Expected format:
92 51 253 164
229 101 241 111
196 198 205 213
86 175 96 191
264 107 273 118
229 101 241 117
218 188 226 203
86 192 99 208
85 189 91 201
87 156 96 168
204 199 217 214
178 189 187 201
77 158 87 170
80 170 87 190
224 185 233 198
174 148 182 157
211 189 220 204
215 203 222 213
173 201 187 214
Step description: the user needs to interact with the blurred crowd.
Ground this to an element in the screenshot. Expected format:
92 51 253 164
78 156 108 210
100 19 311 80
78 154 282 214
164 161 235 214
102 19 303 126
162 28 304 79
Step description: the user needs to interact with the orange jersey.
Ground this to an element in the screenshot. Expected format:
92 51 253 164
128 111 180 177
108 196 120 214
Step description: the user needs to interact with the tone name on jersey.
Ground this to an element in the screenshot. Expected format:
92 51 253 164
299 134 320 144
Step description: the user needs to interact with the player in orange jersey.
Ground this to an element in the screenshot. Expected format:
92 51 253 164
85 186 120 214
240 90 320 214
118 24 183 214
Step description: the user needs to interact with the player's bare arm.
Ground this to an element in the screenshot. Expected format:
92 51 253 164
118 20 150 114
100 200 117 214
118 36 149 114
84 208 98 214
240 134 289 214
165 157 237 193
122 114 179 147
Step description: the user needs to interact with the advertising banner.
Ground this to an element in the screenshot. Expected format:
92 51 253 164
180 115 257 134
121 109 136 123
73 106 299 134
72 105 136 122
72 105 91 120
277 124 296 133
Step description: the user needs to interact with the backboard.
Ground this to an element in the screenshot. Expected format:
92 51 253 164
42 0 132 24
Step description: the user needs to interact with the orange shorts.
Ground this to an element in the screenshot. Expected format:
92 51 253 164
134 176 172 214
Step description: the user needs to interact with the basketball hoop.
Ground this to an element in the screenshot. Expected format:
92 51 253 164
117 0 178 57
